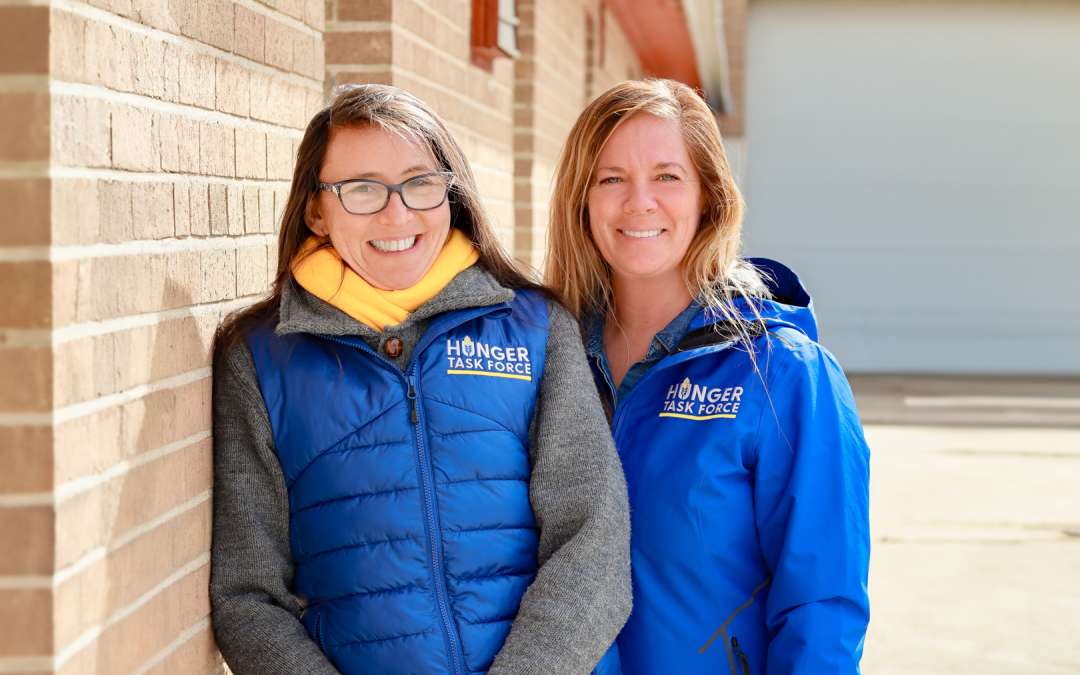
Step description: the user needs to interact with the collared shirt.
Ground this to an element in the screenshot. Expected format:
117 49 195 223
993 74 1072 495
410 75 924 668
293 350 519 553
584 300 701 407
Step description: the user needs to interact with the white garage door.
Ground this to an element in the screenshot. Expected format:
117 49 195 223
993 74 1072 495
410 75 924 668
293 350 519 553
742 0 1080 374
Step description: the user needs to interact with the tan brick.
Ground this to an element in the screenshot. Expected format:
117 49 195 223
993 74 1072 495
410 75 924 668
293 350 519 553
0 427 53 494
337 0 390 21
0 589 51 657
266 133 295 180
189 182 211 236
167 0 198 39
234 4 265 62
0 7 48 74
0 179 50 246
92 21 137 92
0 92 50 162
199 247 238 302
50 178 96 245
274 0 306 21
208 183 228 234
326 30 391 66
54 334 110 407
54 500 212 649
99 180 133 243
235 127 266 179
215 60 250 117
264 18 295 71
162 41 181 102
0 506 53 575
54 405 123 485
133 0 182 33
292 32 321 79
60 565 210 675
273 185 289 232
226 184 245 235
0 346 52 411
0 261 51 329
142 623 221 675
111 104 161 172
174 182 192 236
51 259 80 328
178 50 215 109
259 187 275 232
197 0 234 52
303 0 324 30
55 434 211 569
237 244 268 296
249 72 308 128
243 185 260 233
131 32 166 97
132 182 175 239
50 9 87 83
198 122 234 176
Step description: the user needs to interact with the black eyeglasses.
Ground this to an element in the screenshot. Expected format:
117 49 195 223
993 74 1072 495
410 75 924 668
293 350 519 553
318 172 456 215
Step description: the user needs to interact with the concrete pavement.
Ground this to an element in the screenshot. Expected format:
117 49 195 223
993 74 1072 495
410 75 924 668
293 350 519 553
860 424 1080 673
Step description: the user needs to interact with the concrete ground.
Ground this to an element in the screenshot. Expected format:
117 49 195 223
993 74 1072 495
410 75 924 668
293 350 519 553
853 378 1080 673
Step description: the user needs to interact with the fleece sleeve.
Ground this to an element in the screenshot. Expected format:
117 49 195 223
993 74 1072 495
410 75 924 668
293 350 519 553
209 343 341 675
488 301 633 675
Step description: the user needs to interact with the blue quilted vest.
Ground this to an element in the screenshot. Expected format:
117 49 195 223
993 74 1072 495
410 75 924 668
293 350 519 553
246 290 551 674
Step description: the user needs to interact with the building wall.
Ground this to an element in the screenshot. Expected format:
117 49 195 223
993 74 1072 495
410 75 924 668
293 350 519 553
514 0 640 269
0 1 641 672
0 0 323 672
743 0 1080 374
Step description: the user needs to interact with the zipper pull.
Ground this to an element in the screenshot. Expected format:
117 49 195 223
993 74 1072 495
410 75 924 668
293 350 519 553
407 383 418 424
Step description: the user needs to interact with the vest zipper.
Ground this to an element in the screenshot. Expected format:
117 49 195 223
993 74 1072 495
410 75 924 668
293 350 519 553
313 334 467 674
408 371 467 675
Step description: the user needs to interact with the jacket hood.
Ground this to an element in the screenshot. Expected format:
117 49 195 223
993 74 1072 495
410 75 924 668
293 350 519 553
695 258 819 342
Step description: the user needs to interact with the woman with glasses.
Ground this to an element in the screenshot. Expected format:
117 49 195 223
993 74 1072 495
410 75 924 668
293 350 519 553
546 79 871 674
211 84 630 675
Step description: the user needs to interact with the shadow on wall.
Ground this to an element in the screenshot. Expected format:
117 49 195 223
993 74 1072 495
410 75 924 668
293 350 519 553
59 279 223 673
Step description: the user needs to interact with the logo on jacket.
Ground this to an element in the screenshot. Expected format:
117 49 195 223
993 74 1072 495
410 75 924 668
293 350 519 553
446 336 532 381
660 377 742 420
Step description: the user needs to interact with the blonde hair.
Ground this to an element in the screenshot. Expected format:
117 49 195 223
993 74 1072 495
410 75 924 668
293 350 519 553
545 78 767 326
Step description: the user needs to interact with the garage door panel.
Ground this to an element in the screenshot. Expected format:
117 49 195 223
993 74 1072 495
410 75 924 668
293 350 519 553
745 0 1080 374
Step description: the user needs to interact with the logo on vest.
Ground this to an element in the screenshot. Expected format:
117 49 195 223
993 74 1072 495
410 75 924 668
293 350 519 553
659 377 742 421
446 335 532 381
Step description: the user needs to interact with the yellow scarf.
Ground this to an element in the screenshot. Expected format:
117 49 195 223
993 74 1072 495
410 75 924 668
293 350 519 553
292 229 480 331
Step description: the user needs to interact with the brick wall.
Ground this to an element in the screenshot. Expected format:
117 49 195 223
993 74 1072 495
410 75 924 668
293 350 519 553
0 0 323 672
513 0 639 268
1 1 650 671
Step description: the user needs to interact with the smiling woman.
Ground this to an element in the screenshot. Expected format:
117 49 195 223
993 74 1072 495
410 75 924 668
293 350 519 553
546 79 872 675
209 84 631 675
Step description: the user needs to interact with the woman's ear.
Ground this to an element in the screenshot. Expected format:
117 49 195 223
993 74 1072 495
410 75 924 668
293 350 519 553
305 195 328 236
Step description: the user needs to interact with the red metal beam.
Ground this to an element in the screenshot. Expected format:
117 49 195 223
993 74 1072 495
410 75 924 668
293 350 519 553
605 0 702 90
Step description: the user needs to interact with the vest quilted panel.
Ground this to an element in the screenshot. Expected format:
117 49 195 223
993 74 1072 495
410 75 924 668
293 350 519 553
245 291 549 675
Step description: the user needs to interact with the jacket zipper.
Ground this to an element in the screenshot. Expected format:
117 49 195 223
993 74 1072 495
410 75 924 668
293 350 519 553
314 334 467 675
730 636 751 675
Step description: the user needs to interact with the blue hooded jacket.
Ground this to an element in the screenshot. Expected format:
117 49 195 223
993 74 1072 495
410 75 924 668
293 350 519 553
592 259 871 674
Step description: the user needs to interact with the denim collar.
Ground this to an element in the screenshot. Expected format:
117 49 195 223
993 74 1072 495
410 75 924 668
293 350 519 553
583 299 702 361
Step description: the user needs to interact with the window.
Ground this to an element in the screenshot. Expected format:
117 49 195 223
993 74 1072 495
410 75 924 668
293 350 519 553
472 0 519 70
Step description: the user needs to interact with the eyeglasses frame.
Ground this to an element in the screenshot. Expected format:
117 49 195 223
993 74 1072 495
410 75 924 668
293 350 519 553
317 171 457 215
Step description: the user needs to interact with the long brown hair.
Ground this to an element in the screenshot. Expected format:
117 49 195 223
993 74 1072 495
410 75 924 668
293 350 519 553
216 84 537 356
545 78 767 323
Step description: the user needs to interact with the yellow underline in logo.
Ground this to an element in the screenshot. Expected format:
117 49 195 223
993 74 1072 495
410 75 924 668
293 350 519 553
446 369 532 382
658 412 736 421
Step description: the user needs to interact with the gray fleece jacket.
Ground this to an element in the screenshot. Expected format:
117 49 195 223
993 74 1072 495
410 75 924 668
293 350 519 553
210 265 632 674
